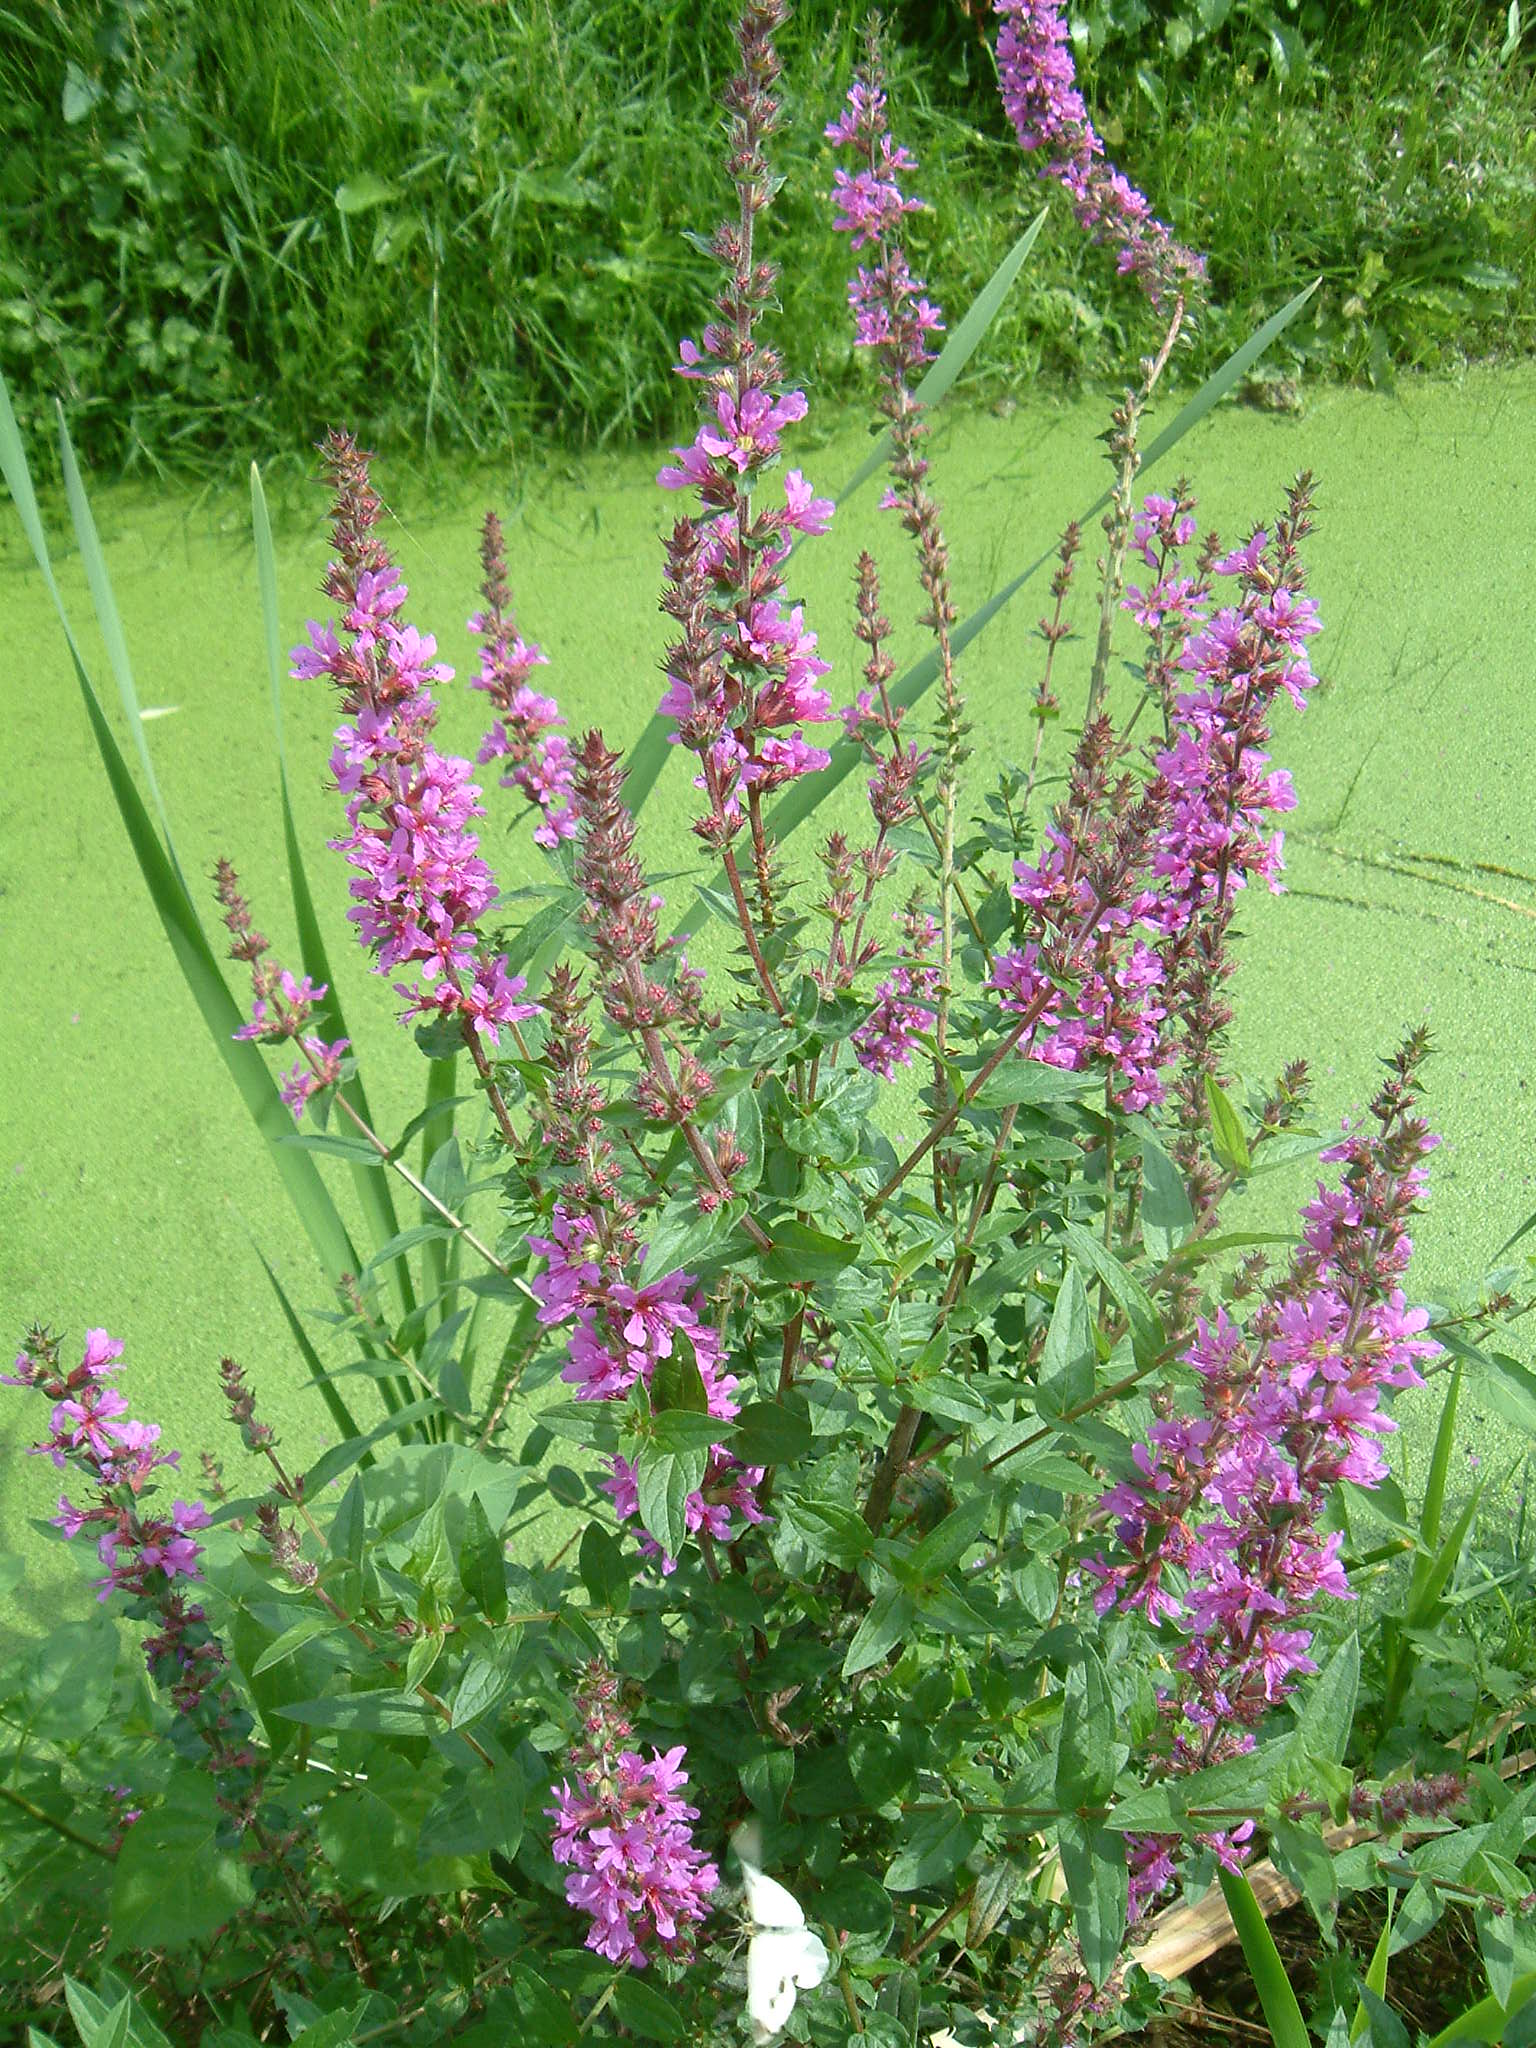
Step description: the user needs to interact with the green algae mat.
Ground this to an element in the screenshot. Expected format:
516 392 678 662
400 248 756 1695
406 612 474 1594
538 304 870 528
4 366 1534 1641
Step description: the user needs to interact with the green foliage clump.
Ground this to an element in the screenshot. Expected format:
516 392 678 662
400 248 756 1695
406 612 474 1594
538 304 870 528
2 0 1532 480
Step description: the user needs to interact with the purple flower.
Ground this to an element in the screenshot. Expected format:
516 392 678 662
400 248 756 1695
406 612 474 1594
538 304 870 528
994 0 1205 309
289 434 539 1052
547 1667 718 1967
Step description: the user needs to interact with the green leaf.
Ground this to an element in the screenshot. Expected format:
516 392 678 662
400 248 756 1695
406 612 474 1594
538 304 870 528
417 1759 524 1861
275 1691 438 1734
1421 1972 1536 2047
108 1779 255 1955
843 1583 917 1678
651 1336 710 1415
251 1236 371 1463
301 1396 446 1496
762 1219 862 1284
635 1443 707 1559
458 1492 509 1622
289 2010 370 2048
1271 1818 1338 1937
907 1494 993 1582
0 390 377 1373
611 1977 686 2042
317 1755 485 1896
971 1061 1098 1109
1140 1134 1194 1261
1205 1076 1252 1173
739 1745 795 1821
1039 1261 1096 1413
335 173 397 214
732 1398 814 1467
1060 1223 1164 1369
452 1648 517 1730
1219 1869 1312 2048
1297 1633 1360 1767
642 1197 735 1281
21 1617 118 1740
967 1859 1025 1947
252 1612 339 1676
1054 1645 1122 1809
579 1521 634 1611
886 1800 980 1890
1057 1817 1128 1987
1352 1892 1394 2041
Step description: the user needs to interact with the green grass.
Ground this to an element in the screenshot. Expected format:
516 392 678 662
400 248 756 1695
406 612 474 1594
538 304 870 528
5 363 1536 1646
1 0 1531 484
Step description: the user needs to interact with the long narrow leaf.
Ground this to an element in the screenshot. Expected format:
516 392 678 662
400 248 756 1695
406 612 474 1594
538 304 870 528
250 461 417 1332
830 208 1049 507
0 372 365 1295
1219 1870 1311 2048
251 1244 370 1458
1351 1893 1394 2042
417 1057 460 1364
624 212 1049 817
56 401 188 894
666 279 1322 941
1421 1970 1536 2048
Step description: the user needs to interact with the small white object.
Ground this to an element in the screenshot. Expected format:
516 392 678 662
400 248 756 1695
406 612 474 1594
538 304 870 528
139 705 180 720
741 1859 830 2043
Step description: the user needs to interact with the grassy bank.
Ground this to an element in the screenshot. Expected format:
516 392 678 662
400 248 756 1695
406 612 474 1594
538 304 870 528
1 0 1531 482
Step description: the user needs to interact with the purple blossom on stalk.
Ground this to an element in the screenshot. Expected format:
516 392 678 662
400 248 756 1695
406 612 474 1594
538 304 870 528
987 483 1319 1121
6 1324 239 1733
468 510 578 848
852 907 942 1080
289 433 540 1051
656 2 837 852
1088 1031 1441 1903
994 0 1205 309
214 859 351 1122
547 1663 718 1967
826 64 944 376
528 1206 766 1571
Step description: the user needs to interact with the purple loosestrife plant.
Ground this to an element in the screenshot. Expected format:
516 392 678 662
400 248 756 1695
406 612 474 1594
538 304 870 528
11 4 1522 2043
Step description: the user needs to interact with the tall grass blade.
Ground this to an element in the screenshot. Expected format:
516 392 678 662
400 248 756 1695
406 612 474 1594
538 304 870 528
250 461 417 1332
623 213 1049 819
55 402 189 895
1351 1893 1394 2042
665 280 1323 942
1218 1870 1311 2048
830 208 1049 507
0 370 363 1295
1421 1970 1536 2047
251 1243 371 1458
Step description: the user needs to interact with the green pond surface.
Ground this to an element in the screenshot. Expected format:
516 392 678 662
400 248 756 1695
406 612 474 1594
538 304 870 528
4 365 1535 1646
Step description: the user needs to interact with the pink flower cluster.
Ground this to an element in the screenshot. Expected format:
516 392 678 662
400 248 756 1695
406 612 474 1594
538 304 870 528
215 859 350 1120
826 77 945 375
1090 1038 1440 1902
987 487 1320 1114
852 909 942 1080
5 1327 210 1600
656 9 838 845
994 0 1205 309
547 1663 717 1968
290 433 540 1050
469 510 577 849
528 1208 766 1570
